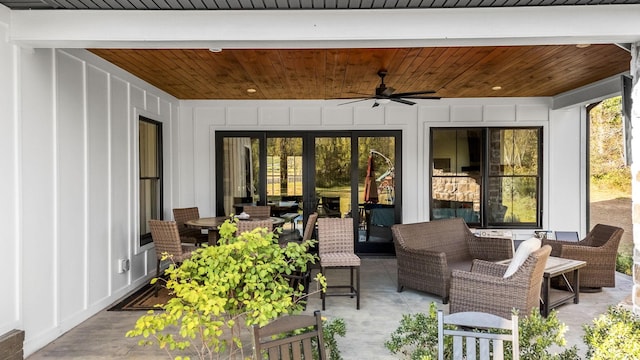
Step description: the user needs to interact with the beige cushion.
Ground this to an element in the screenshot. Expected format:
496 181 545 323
503 237 541 278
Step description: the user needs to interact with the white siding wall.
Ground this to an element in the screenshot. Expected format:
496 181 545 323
179 97 585 240
0 5 20 337
0 44 181 356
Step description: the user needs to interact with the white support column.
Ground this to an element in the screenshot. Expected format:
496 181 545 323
631 43 640 314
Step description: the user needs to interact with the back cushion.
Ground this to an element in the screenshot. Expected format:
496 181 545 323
503 237 541 278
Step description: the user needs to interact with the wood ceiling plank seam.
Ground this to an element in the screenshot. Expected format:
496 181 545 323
232 50 282 98
345 49 388 95
430 46 497 90
403 48 458 92
254 50 290 98
406 47 475 93
324 49 350 98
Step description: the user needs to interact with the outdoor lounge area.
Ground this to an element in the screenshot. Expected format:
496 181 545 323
27 257 632 359
4 2 640 359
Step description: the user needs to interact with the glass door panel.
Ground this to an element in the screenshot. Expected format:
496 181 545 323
315 137 351 219
267 136 304 233
357 136 397 248
221 137 261 216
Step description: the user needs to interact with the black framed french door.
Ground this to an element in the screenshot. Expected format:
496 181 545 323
215 130 401 255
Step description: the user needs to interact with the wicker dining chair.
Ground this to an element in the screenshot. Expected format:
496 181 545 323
148 219 197 296
243 205 272 218
302 212 319 241
543 223 624 290
236 219 273 235
317 217 361 310
252 310 327 360
172 207 208 245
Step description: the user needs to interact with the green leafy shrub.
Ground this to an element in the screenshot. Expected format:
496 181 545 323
384 303 577 360
126 218 326 360
583 305 640 359
322 317 346 360
616 253 633 276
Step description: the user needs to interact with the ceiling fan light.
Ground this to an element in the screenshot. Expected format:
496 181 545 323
377 98 391 105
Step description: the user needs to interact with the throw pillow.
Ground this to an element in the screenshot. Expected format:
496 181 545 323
503 237 541 278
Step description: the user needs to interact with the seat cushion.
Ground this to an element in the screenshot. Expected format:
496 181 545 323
503 237 541 278
320 253 361 267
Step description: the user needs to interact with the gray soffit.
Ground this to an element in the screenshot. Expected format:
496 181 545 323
2 0 640 10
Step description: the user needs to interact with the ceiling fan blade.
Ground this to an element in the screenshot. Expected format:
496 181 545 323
380 87 395 97
400 95 442 100
390 98 416 106
392 90 437 97
338 98 374 106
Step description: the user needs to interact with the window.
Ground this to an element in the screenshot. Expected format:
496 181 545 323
430 127 541 228
139 117 163 246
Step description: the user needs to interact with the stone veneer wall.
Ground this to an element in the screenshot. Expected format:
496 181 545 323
0 330 25 360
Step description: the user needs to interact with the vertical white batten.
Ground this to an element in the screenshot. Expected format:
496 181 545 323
13 32 23 331
107 73 113 294
82 58 89 309
52 49 60 327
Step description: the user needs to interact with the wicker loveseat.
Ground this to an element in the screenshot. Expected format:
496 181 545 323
391 218 514 303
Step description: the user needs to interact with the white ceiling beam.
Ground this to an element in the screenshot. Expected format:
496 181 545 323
8 5 640 49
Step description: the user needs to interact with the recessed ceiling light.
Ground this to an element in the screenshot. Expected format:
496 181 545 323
576 44 591 48
209 48 222 53
492 86 502 91
247 88 257 94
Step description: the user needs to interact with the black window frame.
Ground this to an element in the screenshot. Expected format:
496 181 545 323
430 127 542 229
139 116 164 247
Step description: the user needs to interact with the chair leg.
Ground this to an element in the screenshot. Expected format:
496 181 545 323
321 267 326 311
155 259 160 297
356 266 360 310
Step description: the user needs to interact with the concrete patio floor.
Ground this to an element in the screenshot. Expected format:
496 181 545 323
27 257 633 359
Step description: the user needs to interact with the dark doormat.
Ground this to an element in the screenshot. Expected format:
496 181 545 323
108 282 173 311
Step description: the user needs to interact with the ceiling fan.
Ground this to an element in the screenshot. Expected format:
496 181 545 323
339 70 441 107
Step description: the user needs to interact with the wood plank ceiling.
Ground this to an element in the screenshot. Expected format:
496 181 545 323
1 0 633 100
88 46 631 100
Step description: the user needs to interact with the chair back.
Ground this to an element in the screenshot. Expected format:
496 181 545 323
243 205 272 218
302 212 319 241
317 217 354 256
584 224 624 248
148 220 186 260
252 310 327 360
172 207 200 228
438 310 519 360
236 219 273 235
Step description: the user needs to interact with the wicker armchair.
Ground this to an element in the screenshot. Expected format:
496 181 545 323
172 207 208 245
148 220 197 296
449 245 551 319
543 224 623 290
391 218 514 303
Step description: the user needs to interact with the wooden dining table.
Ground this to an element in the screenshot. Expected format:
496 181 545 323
186 216 285 245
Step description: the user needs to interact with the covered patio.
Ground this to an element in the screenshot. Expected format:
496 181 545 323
2 1 640 358
26 257 633 359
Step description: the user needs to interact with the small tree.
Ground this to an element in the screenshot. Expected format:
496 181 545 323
126 219 325 360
